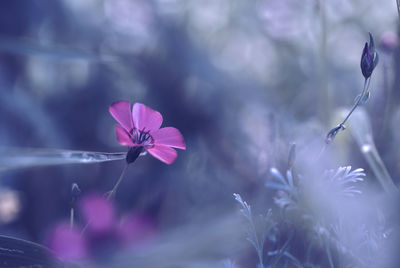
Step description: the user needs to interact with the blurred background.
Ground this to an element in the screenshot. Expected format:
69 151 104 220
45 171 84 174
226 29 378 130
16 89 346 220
0 0 399 267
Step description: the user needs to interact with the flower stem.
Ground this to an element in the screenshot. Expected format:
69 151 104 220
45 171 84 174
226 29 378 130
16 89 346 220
325 239 335 268
324 77 371 145
340 78 369 126
70 207 75 229
80 164 130 235
248 212 263 267
107 163 129 200
318 0 331 123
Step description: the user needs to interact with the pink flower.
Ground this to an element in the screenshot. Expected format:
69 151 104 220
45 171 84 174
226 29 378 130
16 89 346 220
109 101 186 164
47 223 88 261
47 194 158 263
80 193 115 234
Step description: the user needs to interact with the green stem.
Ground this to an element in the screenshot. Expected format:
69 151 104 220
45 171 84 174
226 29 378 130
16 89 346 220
340 78 369 126
380 60 393 137
349 109 398 193
324 78 371 145
81 164 129 235
318 0 330 123
70 208 74 229
325 240 335 268
107 164 129 200
271 232 293 268
397 0 400 20
360 142 398 193
249 218 263 268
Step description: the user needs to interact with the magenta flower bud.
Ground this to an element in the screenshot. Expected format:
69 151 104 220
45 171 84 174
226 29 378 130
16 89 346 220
360 33 379 79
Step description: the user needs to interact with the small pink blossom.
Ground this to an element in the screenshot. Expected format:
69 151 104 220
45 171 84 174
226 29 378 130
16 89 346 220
47 195 158 263
80 193 115 234
109 101 186 164
47 223 88 261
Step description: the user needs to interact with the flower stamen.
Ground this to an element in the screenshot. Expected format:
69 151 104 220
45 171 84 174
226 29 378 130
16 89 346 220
132 127 153 145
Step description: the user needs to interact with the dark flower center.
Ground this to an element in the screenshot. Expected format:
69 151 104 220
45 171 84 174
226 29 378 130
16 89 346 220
131 127 153 145
126 127 154 164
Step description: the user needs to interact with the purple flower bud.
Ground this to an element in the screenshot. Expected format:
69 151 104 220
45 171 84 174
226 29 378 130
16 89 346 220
360 33 379 79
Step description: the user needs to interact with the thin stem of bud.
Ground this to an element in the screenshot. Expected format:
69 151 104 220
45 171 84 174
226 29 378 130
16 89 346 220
313 143 327 162
324 77 371 145
340 78 369 126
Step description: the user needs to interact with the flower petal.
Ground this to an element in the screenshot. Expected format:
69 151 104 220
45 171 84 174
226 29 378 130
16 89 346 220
132 103 163 132
152 127 186 149
147 145 177 164
115 125 134 146
109 101 133 131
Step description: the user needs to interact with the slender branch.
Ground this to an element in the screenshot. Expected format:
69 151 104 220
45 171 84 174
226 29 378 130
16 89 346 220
325 78 371 144
325 242 335 268
70 208 75 228
69 183 80 229
271 231 294 268
318 0 330 122
313 143 327 162
397 0 400 20
81 164 129 235
359 142 398 193
0 148 127 171
341 78 369 126
107 164 129 199
248 217 264 268
380 60 392 137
